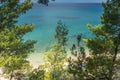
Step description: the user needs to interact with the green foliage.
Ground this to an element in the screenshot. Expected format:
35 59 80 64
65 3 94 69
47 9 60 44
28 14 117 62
44 43 66 64
38 0 49 6
43 21 69 80
101 0 120 35
54 20 69 47
1 0 119 80
44 43 67 80
84 0 120 79
0 0 33 28
27 68 45 80
0 54 31 74
84 24 114 55
38 0 55 6
0 0 36 79
68 35 86 80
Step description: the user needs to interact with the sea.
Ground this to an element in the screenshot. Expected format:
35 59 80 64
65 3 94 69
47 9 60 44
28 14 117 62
18 3 103 67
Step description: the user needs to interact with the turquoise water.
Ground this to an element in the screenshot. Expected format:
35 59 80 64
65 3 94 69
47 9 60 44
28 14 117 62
18 3 103 52
18 3 103 66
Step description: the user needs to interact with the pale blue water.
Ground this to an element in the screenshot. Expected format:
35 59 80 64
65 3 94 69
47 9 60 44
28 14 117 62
18 3 103 53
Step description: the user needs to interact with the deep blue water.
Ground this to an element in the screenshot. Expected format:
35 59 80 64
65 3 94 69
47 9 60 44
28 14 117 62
18 3 103 53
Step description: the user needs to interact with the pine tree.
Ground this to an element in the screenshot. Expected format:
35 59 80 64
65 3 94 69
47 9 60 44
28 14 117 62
84 0 120 79
27 67 45 80
0 0 36 79
101 0 120 36
44 21 69 80
68 34 86 80
38 0 55 6
101 0 120 79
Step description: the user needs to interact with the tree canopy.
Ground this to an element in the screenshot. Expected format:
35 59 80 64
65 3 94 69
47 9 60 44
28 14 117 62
84 0 120 79
0 0 36 79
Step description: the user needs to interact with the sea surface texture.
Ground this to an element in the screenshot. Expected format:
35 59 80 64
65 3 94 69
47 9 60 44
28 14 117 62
18 3 103 66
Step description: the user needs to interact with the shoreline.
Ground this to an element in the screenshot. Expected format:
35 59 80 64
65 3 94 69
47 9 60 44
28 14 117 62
27 48 90 68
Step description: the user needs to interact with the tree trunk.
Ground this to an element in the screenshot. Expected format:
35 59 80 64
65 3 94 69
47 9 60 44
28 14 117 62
73 74 77 80
10 73 13 80
109 37 119 80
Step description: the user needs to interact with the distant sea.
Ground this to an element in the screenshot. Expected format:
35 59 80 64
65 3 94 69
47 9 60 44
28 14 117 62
18 3 103 66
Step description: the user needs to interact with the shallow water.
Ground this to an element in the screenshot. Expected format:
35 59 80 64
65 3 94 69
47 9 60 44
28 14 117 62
18 3 103 66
